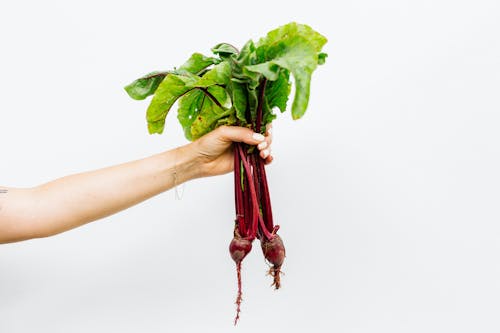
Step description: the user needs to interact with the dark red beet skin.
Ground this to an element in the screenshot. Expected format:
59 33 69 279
229 234 253 325
261 234 286 289
229 237 252 264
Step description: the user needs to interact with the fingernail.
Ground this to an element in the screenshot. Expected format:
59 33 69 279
262 149 269 158
253 133 265 141
267 126 273 135
258 141 268 150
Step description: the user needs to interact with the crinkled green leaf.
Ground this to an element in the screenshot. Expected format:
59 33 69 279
147 119 166 134
190 86 233 140
177 89 205 141
232 40 261 89
125 22 327 137
258 71 290 129
190 61 231 88
179 53 219 74
237 40 257 65
243 62 279 81
216 112 237 128
248 22 327 119
211 43 239 57
236 70 261 90
249 87 259 123
177 85 235 141
245 35 319 119
177 62 231 140
146 73 198 134
124 71 169 100
257 22 327 53
265 70 290 113
262 100 277 125
231 80 248 123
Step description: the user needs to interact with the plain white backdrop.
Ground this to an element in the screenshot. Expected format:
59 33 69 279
1 0 499 332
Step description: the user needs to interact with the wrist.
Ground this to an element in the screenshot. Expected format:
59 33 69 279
165 143 204 184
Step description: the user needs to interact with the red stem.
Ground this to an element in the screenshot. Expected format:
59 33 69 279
256 157 274 231
238 145 274 240
233 144 246 237
238 147 257 238
243 152 256 238
252 154 262 207
254 78 274 232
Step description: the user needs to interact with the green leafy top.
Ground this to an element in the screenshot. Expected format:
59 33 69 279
124 22 327 140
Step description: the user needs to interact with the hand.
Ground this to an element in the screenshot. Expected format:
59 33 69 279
191 125 273 177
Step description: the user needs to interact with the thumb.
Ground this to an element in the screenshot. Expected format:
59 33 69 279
216 126 265 145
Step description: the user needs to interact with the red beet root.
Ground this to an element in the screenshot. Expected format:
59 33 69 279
229 228 253 325
229 235 252 264
261 234 286 289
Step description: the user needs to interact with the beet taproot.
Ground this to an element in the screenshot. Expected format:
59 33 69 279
261 234 286 289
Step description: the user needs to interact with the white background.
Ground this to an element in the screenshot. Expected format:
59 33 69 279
1 0 499 332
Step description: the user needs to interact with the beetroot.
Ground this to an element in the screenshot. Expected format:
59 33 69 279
229 234 252 264
229 227 252 325
229 80 287 325
261 234 286 289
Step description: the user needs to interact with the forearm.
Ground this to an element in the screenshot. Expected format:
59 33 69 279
0 144 201 243
0 125 270 244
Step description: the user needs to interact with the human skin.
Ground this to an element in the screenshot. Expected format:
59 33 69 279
0 125 273 244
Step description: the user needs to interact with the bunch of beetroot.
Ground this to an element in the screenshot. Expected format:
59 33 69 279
124 22 327 324
229 80 287 324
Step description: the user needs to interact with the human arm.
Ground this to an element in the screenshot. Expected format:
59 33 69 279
0 125 273 244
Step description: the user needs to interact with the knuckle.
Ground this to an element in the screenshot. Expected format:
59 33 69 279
218 125 229 137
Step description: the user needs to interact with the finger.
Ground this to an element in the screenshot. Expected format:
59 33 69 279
257 140 268 151
265 134 273 148
265 123 273 146
216 125 265 145
260 148 271 159
264 155 274 165
265 123 273 136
